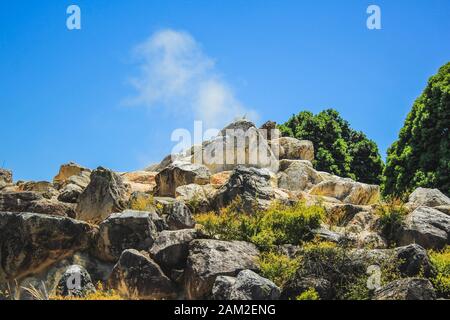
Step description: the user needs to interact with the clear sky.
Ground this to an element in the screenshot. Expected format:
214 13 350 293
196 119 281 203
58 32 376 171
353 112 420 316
1 0 449 181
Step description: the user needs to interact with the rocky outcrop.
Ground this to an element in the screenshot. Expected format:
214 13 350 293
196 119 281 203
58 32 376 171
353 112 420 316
108 249 177 300
121 171 157 193
0 169 13 189
158 200 195 230
155 162 211 197
150 229 199 272
395 244 432 277
0 212 96 281
175 184 217 213
76 167 130 223
184 239 260 299
212 166 288 213
407 187 450 210
397 206 450 249
94 210 158 262
53 162 91 188
309 177 380 205
55 265 96 297
277 160 322 191
212 270 280 300
373 278 436 300
271 137 314 161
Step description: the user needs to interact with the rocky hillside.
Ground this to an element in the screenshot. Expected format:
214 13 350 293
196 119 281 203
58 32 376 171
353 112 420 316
0 119 449 300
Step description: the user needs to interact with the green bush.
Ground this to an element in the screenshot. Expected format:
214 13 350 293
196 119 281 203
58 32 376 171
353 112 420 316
429 246 450 298
383 62 450 197
375 198 408 247
296 288 320 300
279 109 384 184
258 251 301 288
195 199 325 249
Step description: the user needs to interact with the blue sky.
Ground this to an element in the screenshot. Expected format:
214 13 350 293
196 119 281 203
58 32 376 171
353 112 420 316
1 0 449 181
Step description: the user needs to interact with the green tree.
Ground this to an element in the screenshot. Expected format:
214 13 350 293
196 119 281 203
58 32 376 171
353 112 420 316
279 109 384 184
383 62 450 197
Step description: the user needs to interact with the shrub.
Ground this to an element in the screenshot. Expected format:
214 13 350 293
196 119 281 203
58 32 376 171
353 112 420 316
195 200 325 249
429 246 450 298
375 198 408 246
258 252 301 288
51 283 122 300
296 288 320 300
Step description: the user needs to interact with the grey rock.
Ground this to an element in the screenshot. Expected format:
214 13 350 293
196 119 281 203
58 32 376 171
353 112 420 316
108 249 177 300
76 167 130 223
373 278 436 300
395 244 432 277
57 184 84 203
0 169 13 189
277 160 322 191
407 188 450 209
211 276 236 300
228 270 280 300
271 137 314 161
185 239 260 299
94 210 158 262
56 265 96 297
165 201 195 230
281 277 333 300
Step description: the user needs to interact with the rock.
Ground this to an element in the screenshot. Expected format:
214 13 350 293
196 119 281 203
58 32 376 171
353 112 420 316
228 270 281 300
397 206 450 249
271 137 314 161
312 226 349 244
407 188 450 209
322 203 371 226
281 277 333 300
108 249 177 300
309 177 380 205
76 167 130 223
435 205 450 215
155 162 211 197
185 239 260 299
395 244 432 277
211 171 232 186
212 166 287 213
0 212 95 281
0 169 13 189
57 184 84 203
150 229 198 271
94 210 158 262
175 184 217 213
17 181 57 197
121 171 157 193
259 121 278 140
159 200 195 230
53 162 91 188
373 278 436 300
211 276 236 300
277 160 322 191
0 192 76 218
56 265 96 297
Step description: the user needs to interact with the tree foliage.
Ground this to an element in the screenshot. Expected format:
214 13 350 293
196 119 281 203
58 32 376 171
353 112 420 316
279 109 384 184
383 62 450 197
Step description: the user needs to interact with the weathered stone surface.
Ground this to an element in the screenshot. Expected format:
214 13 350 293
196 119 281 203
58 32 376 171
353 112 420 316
76 167 130 223
277 160 322 191
17 181 57 196
121 171 157 193
211 276 236 300
212 166 288 213
57 184 83 204
309 177 380 205
281 276 333 300
175 184 217 213
228 270 280 300
407 187 450 209
395 244 432 277
0 212 96 281
211 171 232 186
53 162 91 188
0 192 76 217
94 210 158 262
272 137 314 161
108 249 177 300
159 200 195 230
0 169 13 189
259 120 277 140
56 265 96 297
435 205 450 215
373 278 436 300
397 206 450 249
150 229 198 271
185 239 260 299
155 162 211 197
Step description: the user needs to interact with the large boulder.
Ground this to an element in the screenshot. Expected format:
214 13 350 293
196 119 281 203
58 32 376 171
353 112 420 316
184 239 260 299
0 168 13 189
0 212 96 281
108 249 177 300
94 210 158 262
53 162 91 188
271 137 314 161
407 188 450 210
158 200 195 230
277 160 322 191
55 265 96 298
76 167 130 223
373 278 436 300
212 166 288 213
211 270 280 300
395 244 432 277
175 184 217 213
397 206 450 249
155 162 211 197
0 192 76 217
57 184 84 204
309 177 380 205
150 229 199 272
121 171 157 193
